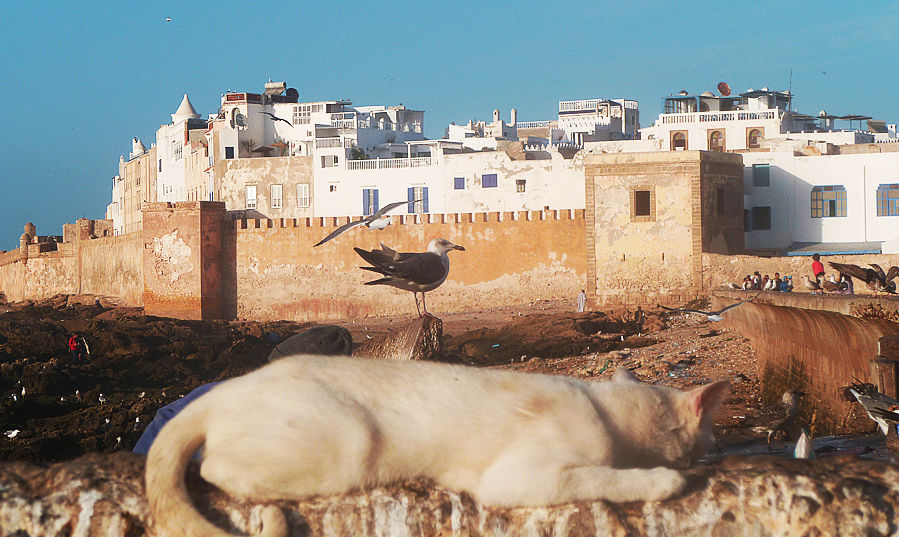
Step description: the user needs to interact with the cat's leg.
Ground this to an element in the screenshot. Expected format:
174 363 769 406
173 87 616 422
472 450 687 506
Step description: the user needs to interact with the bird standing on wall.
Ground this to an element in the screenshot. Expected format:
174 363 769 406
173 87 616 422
801 275 822 293
827 262 898 294
846 381 899 435
259 111 292 126
355 238 465 317
657 291 761 322
821 274 841 293
751 390 805 448
314 200 420 247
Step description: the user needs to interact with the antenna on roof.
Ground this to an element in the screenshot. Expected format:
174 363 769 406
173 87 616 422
786 69 794 132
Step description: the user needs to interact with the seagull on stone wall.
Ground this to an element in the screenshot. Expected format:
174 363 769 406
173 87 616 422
828 262 898 294
314 200 420 247
657 291 761 322
355 238 465 316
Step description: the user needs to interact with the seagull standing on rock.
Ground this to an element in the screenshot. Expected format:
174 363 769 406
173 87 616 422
751 390 805 447
355 238 465 316
5 429 19 439
98 393 107 405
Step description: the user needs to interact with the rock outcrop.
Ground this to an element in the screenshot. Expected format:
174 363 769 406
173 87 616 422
1 453 897 536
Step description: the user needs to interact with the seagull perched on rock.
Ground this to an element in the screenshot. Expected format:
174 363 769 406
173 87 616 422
658 291 761 321
134 417 142 431
355 238 465 316
259 111 292 126
5 429 19 439
828 262 898 294
98 393 107 405
314 200 419 247
751 390 805 447
847 381 899 435
114 437 123 451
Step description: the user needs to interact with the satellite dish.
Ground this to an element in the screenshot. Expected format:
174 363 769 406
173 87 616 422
286 88 299 99
234 112 247 128
717 82 731 96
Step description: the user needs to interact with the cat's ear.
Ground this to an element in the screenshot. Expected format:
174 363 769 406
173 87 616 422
686 380 730 418
613 367 641 384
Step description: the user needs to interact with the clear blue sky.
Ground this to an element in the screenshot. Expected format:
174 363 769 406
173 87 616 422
1 1 897 250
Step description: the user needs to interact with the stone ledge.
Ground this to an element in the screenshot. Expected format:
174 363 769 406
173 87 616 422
1 453 897 536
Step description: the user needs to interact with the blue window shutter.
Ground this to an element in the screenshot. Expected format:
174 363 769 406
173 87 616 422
422 187 429 213
373 189 379 214
408 187 414 213
362 189 368 216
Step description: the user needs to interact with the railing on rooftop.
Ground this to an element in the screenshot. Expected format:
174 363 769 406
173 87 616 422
314 137 356 149
346 156 434 171
515 121 552 129
660 109 780 125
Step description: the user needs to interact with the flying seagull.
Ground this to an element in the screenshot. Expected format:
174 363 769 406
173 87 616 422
847 381 899 435
658 291 761 321
828 262 898 294
355 238 465 316
314 200 419 247
260 111 292 126
751 390 805 447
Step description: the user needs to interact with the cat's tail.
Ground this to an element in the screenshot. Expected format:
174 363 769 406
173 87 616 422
145 404 288 537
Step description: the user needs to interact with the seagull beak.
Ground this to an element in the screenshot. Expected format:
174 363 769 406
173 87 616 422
453 244 465 251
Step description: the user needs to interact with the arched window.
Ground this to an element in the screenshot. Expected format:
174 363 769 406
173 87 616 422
671 132 687 151
747 128 763 149
709 130 725 152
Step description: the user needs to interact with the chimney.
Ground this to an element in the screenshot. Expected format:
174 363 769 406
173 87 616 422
510 108 517 126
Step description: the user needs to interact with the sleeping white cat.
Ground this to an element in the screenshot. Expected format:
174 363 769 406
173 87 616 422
146 355 728 537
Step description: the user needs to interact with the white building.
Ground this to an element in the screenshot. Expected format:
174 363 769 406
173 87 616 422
156 94 206 202
557 98 639 145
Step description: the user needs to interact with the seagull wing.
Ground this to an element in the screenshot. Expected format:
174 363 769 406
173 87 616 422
714 301 749 315
870 264 887 281
372 199 416 218
658 304 710 315
828 262 873 283
357 249 446 286
314 218 367 246
886 266 899 282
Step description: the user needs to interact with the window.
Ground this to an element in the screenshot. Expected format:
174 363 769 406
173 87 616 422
744 209 751 232
225 146 235 159
321 155 339 168
245 185 257 209
172 141 182 161
362 188 379 216
752 164 770 187
407 186 429 214
747 128 763 149
297 184 310 208
751 206 771 230
329 184 338 193
516 179 526 193
158 158 162 172
716 188 726 216
482 173 498 188
270 184 282 209
876 183 899 216
293 104 311 124
671 131 687 150
634 191 651 216
811 185 846 218
708 130 725 152
454 177 465 190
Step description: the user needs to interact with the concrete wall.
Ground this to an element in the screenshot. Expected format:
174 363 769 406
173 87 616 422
232 210 586 321
78 233 144 304
219 156 314 219
714 298 899 435
585 151 744 307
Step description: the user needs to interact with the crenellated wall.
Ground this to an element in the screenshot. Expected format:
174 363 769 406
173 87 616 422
231 210 586 321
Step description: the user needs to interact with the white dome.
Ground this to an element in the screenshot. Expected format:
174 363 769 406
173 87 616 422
171 93 200 123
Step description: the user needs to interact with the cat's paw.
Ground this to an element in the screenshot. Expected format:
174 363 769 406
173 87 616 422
643 467 687 501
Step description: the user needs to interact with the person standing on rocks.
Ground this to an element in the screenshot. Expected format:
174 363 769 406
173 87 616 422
68 333 87 365
576 290 587 313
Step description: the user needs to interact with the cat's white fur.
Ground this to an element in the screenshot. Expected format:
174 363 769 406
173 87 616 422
145 355 728 537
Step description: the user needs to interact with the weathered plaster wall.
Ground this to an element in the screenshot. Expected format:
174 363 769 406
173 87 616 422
142 202 226 320
714 298 899 435
233 210 586 321
585 151 743 307
21 253 77 299
78 233 144 305
219 156 314 219
0 251 27 302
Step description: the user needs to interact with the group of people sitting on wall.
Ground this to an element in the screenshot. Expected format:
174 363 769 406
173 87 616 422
738 271 794 292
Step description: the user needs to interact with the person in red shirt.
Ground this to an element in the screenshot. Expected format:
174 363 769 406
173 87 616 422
68 333 86 365
811 254 825 282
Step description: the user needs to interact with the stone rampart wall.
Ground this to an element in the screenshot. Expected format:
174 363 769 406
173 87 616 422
232 210 586 321
713 297 899 435
79 232 144 305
